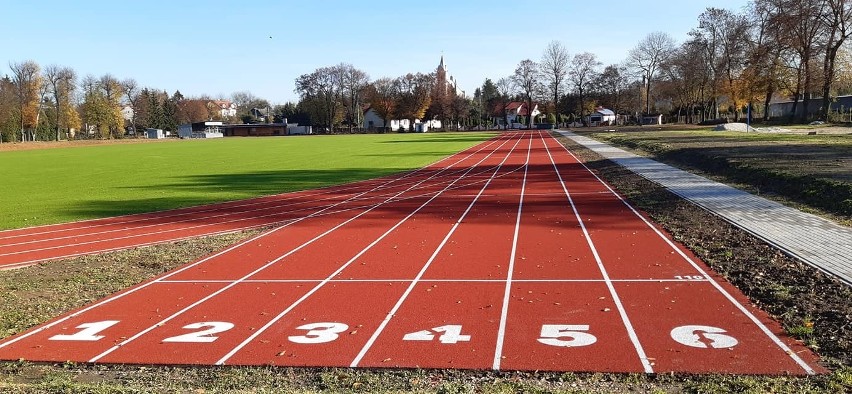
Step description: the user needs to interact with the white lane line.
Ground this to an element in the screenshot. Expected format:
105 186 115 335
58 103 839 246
0 135 500 352
542 132 654 373
491 131 533 370
350 132 530 368
217 133 523 366
88 135 513 364
551 133 818 375
157 278 708 284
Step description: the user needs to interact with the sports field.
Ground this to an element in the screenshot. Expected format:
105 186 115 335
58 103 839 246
0 133 494 230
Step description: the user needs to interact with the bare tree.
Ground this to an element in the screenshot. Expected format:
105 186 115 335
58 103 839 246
9 60 42 141
44 65 78 141
121 78 140 136
512 59 543 127
568 52 602 125
495 77 514 127
339 64 369 132
595 64 631 120
541 41 570 120
627 32 675 114
295 66 344 130
819 0 852 120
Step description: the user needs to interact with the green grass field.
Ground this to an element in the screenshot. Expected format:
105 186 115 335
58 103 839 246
0 132 495 230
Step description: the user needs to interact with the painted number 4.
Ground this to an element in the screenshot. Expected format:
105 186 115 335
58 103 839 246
403 325 471 344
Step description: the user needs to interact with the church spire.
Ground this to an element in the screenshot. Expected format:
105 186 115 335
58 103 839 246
439 55 444 70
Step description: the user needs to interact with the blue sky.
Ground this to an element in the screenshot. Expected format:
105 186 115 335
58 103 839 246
1 0 750 104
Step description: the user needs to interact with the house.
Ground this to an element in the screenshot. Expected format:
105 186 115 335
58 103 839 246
362 107 441 132
493 102 541 128
178 121 224 138
210 100 237 118
588 107 616 126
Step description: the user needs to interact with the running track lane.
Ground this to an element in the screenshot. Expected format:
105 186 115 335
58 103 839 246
0 131 824 375
0 136 502 270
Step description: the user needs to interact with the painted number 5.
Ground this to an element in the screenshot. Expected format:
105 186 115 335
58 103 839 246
537 324 597 347
288 322 349 344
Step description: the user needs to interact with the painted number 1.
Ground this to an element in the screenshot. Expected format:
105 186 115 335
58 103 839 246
49 321 119 341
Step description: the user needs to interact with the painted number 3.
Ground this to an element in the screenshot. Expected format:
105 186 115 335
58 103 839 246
288 322 349 344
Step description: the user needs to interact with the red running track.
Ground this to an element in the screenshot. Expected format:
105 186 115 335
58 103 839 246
0 131 824 375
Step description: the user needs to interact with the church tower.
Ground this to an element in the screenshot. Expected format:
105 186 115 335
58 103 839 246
436 55 447 94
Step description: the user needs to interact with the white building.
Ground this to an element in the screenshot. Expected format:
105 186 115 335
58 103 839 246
363 108 441 132
178 121 224 138
210 100 237 118
588 107 616 126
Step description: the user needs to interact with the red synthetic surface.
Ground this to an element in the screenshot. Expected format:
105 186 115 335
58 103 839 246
0 131 825 375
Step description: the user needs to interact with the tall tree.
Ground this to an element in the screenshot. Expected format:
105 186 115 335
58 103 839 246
819 0 852 120
365 77 396 130
295 66 344 130
595 64 631 119
339 64 369 132
568 52 602 126
9 60 42 141
778 0 828 122
627 32 675 114
541 41 570 121
494 77 514 127
121 78 140 136
512 59 543 127
394 72 433 131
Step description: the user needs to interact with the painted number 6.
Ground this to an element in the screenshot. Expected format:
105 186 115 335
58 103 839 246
537 324 597 347
288 322 349 344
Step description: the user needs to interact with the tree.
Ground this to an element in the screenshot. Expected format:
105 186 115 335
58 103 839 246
819 0 852 120
595 64 631 118
568 52 602 126
776 0 828 123
627 32 675 114
0 77 17 142
56 67 79 140
541 41 570 121
9 60 42 141
365 77 396 131
295 66 344 130
339 64 369 131
394 72 433 131
121 78 140 136
512 59 543 128
495 77 514 127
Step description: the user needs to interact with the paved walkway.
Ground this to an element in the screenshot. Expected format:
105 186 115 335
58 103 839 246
558 130 852 287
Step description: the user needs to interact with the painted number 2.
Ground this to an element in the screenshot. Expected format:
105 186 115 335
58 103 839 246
537 324 597 347
288 322 349 344
162 322 235 343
